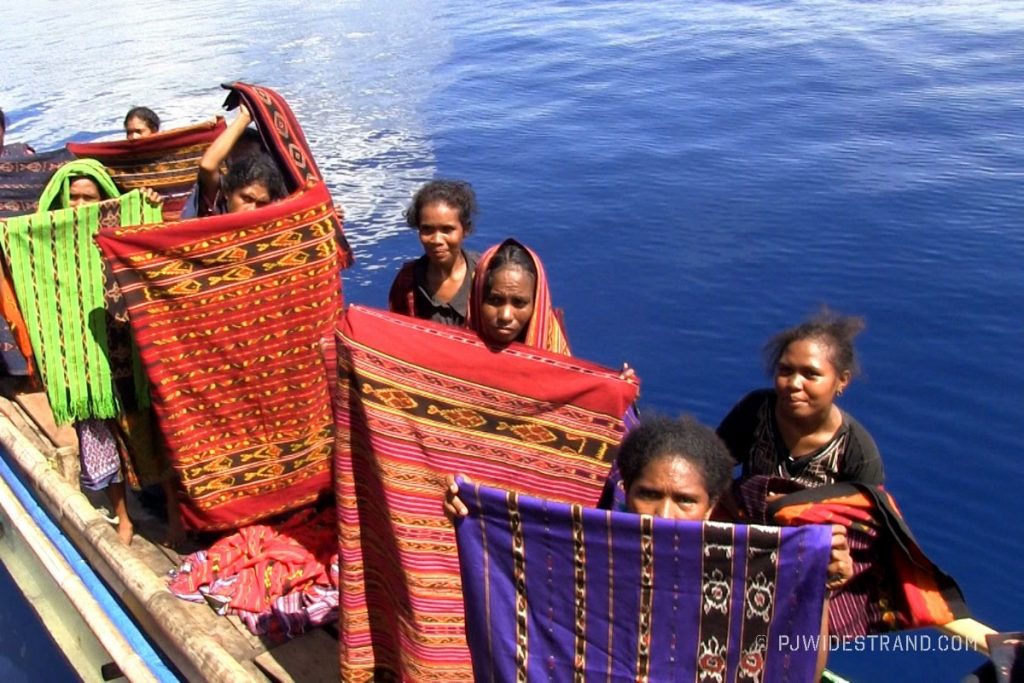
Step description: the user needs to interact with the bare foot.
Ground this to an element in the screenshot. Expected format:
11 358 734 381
116 517 134 546
160 479 186 549
163 510 186 549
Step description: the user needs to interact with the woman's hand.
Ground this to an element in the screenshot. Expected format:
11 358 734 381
619 362 636 382
826 524 853 590
140 187 164 207
443 474 470 522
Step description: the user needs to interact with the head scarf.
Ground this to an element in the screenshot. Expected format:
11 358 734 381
468 238 570 355
37 158 121 211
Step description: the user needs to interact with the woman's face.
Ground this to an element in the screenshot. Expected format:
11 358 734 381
226 181 271 213
773 337 850 422
626 455 712 521
68 178 103 208
479 265 535 346
124 116 155 140
417 201 465 269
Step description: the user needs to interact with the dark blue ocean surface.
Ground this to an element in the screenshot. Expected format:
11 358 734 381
2 1 1021 680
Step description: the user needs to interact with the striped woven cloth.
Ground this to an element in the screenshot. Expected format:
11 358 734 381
95 82 348 532
333 305 638 681
68 119 226 222
762 480 970 636
0 147 74 218
456 482 832 683
0 159 160 423
96 181 342 531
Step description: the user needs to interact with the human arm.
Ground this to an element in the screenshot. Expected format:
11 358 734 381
196 105 253 209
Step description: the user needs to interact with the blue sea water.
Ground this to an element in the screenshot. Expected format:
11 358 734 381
1 1 1021 680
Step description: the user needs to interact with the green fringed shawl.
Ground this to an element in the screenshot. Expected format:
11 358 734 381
0 160 161 424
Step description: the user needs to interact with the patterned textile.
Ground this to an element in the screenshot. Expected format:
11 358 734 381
0 142 36 158
67 119 226 222
333 305 638 681
763 481 970 637
456 482 832 683
468 238 570 355
0 160 160 424
221 81 353 268
168 507 338 642
0 258 34 377
0 147 73 218
95 178 343 531
76 418 123 490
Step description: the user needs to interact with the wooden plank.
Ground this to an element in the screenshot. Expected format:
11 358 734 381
254 628 339 683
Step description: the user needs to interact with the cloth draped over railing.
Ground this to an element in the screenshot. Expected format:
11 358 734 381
332 305 638 681
455 482 832 683
68 119 226 222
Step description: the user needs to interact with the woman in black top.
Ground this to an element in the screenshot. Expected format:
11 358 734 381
717 309 884 487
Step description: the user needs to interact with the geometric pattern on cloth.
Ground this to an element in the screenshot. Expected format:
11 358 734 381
221 82 353 269
76 418 123 491
0 147 74 218
0 192 160 424
167 507 338 643
94 180 342 532
333 305 638 681
455 482 832 683
764 480 971 636
67 119 227 222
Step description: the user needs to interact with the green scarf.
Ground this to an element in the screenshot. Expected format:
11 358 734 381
0 160 161 424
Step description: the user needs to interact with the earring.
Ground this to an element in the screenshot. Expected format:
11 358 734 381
836 388 844 397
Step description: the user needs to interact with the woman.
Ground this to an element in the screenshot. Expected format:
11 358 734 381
717 308 884 487
123 106 160 139
388 180 479 326
467 238 570 355
32 160 179 545
0 107 34 157
183 104 286 218
444 415 850 680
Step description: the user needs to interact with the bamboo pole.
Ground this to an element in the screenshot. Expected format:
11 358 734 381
0 415 263 682
0 469 159 682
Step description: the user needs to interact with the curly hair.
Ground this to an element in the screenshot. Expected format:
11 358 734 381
404 180 478 234
763 306 866 378
123 106 160 133
617 415 733 505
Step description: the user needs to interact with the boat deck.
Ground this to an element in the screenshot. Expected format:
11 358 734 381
0 379 338 682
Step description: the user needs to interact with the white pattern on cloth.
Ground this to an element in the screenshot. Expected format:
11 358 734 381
75 418 122 490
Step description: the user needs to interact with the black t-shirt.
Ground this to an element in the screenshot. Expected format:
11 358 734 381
716 389 884 487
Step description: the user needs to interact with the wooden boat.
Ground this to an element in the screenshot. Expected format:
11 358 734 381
0 379 338 682
0 81 1003 682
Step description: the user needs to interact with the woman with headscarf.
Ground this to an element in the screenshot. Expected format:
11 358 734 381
466 238 570 355
3 159 178 545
